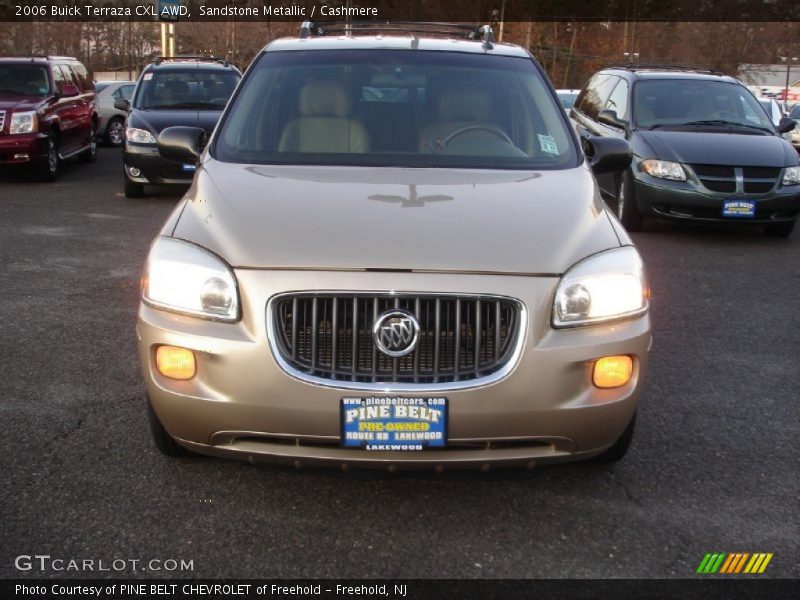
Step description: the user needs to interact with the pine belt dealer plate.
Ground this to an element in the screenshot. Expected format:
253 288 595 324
341 397 447 451
722 199 756 218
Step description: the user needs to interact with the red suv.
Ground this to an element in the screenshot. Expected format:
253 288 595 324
0 56 98 181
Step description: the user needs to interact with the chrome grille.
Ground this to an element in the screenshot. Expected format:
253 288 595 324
0 111 5 132
691 164 780 194
269 293 522 386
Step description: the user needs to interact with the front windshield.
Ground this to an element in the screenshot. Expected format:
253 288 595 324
633 79 774 131
133 69 239 110
0 65 50 96
214 50 578 169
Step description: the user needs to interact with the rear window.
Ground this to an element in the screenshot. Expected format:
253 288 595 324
214 50 579 170
133 68 240 110
0 65 50 96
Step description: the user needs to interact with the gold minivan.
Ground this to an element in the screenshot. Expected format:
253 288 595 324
138 23 650 470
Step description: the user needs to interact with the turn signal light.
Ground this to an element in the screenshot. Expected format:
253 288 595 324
156 345 196 380
593 355 633 388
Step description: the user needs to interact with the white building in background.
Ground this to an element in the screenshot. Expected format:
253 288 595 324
738 63 800 103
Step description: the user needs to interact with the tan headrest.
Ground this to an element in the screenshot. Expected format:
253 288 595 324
438 89 491 121
299 80 352 118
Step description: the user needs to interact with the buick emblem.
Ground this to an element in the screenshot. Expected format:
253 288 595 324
373 309 420 357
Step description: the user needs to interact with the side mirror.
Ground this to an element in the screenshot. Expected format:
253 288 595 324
584 136 632 175
114 97 130 112
777 117 796 134
158 126 206 164
598 109 628 130
60 84 80 98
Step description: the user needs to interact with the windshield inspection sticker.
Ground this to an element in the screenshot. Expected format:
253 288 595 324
143 73 153 81
538 134 559 155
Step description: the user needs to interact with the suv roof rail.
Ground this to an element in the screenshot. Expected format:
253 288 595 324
606 63 725 76
298 20 490 42
152 55 230 67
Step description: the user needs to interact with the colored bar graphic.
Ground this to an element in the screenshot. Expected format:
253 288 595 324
758 553 773 573
698 552 773 574
734 553 749 573
697 554 712 574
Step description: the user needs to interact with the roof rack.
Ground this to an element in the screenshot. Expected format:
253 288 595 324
298 20 495 47
606 63 725 76
152 55 229 67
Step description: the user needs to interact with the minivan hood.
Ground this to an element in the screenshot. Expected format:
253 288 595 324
172 162 621 275
128 108 223 135
638 130 794 166
0 97 45 111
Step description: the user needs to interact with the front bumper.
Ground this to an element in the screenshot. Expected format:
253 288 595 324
0 132 49 165
123 143 195 185
633 172 800 225
137 271 651 469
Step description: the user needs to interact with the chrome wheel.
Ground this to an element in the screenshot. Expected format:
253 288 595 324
46 139 57 175
106 119 125 146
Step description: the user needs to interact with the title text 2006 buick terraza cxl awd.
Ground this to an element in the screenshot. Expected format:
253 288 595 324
138 24 651 469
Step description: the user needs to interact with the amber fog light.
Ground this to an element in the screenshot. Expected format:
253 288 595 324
593 355 633 388
156 345 196 380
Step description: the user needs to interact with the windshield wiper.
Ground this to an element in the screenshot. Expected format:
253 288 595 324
680 120 772 133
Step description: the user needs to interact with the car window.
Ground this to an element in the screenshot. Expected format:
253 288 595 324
58 64 79 89
632 79 774 130
557 92 578 109
70 62 92 91
120 84 135 100
215 50 578 170
790 104 800 119
605 79 629 120
113 84 135 101
0 64 50 96
577 74 618 121
133 69 240 110
52 65 68 95
95 82 110 93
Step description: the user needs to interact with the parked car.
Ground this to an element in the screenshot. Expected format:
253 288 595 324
0 56 97 180
556 88 581 111
94 80 134 146
118 56 241 197
138 23 650 470
571 66 800 237
758 96 785 127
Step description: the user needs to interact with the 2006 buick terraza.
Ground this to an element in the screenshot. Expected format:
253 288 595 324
138 22 651 469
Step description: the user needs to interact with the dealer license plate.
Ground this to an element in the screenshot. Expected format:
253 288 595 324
722 199 755 218
341 396 447 451
181 164 197 172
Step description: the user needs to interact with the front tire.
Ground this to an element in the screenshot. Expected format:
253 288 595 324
124 179 145 198
146 396 197 458
616 171 644 232
593 411 636 463
36 134 60 182
80 125 97 163
104 117 125 147
764 220 795 238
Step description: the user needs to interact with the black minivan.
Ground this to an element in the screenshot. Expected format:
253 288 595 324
117 56 240 198
570 66 800 237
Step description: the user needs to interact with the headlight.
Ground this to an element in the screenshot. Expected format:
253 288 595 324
9 111 38 134
641 159 686 181
126 127 157 144
553 246 648 328
782 166 800 186
143 237 239 321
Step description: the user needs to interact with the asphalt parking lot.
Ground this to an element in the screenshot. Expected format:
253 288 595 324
1 147 798 579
